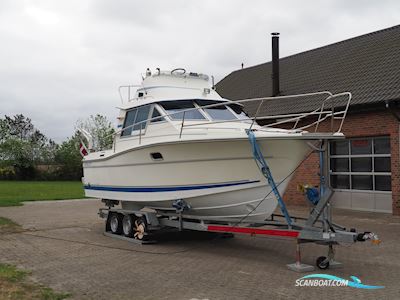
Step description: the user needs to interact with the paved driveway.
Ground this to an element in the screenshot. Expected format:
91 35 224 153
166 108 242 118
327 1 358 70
0 199 399 300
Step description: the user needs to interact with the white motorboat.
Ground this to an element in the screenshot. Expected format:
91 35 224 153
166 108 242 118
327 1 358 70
82 68 350 221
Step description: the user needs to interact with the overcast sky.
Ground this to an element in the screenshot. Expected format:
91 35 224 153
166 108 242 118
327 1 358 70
1 0 399 142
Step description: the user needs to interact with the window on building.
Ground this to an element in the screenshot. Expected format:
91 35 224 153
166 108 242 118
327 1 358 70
329 136 391 191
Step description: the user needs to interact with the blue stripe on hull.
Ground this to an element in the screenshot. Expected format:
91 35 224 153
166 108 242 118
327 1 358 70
84 180 260 193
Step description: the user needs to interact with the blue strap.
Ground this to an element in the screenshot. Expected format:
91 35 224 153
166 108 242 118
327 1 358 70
246 130 292 226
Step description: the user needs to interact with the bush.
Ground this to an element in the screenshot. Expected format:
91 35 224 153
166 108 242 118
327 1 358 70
0 166 16 180
0 164 82 181
14 165 36 180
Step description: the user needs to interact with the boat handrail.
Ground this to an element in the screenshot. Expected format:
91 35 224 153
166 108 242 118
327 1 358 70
119 85 153 104
180 91 351 133
106 91 351 151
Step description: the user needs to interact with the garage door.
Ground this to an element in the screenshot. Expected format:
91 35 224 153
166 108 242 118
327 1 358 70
328 136 392 213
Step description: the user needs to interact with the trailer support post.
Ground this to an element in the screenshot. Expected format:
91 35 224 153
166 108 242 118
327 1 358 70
179 210 183 231
327 244 342 269
286 240 315 272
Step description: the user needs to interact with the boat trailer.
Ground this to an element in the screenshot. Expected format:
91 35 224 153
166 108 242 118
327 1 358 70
99 201 379 272
98 135 380 272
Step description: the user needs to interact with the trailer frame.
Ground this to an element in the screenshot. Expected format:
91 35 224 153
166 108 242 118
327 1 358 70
98 135 379 272
98 202 376 272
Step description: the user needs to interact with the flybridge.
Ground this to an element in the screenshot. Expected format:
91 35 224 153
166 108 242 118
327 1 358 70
118 68 221 107
145 68 210 81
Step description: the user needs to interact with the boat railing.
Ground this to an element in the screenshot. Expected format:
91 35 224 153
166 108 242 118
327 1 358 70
118 85 154 103
108 91 351 151
180 91 352 133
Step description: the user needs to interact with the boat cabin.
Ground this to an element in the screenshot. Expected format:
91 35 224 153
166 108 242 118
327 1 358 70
116 69 249 143
119 100 248 137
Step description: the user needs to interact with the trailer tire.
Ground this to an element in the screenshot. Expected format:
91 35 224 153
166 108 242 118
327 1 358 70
122 214 135 237
109 212 123 234
316 256 329 270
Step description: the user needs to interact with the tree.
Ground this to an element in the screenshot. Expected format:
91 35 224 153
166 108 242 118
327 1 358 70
0 114 56 179
0 138 35 179
53 114 115 179
0 113 115 180
4 114 34 140
40 139 58 165
76 114 115 151
0 118 8 141
54 132 83 180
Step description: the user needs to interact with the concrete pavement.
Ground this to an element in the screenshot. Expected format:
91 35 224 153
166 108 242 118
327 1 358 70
0 199 399 299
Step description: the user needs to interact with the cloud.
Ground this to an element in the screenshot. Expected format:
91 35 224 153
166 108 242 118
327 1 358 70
0 0 399 142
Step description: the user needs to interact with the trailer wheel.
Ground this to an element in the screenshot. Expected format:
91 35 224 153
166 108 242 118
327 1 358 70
134 217 147 240
316 256 330 270
109 212 123 234
122 214 135 237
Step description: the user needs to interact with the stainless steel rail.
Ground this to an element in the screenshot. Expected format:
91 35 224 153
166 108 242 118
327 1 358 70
101 91 351 151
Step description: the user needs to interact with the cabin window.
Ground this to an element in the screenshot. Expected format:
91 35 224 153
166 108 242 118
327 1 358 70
121 109 138 136
228 104 250 120
160 100 205 120
196 100 237 120
121 105 151 136
150 106 166 123
133 105 151 131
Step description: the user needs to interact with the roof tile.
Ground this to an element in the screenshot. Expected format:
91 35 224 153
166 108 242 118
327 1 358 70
216 25 400 116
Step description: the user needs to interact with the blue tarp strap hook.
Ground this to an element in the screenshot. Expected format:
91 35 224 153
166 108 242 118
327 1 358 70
246 130 292 226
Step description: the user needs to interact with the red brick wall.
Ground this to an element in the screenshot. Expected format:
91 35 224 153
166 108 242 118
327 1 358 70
280 109 400 215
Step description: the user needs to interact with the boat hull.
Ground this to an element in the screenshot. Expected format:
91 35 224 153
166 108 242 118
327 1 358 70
83 138 311 221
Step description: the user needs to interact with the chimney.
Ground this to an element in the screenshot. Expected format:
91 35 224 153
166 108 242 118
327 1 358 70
271 32 280 96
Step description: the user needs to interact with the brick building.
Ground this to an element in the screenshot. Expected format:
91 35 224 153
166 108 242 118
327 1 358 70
216 25 400 215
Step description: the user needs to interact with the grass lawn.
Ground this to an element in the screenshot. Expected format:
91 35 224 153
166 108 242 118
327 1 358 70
0 263 70 299
0 181 85 207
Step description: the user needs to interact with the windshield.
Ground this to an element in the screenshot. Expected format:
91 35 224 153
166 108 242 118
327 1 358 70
196 100 238 120
228 103 249 120
160 100 206 120
160 100 247 122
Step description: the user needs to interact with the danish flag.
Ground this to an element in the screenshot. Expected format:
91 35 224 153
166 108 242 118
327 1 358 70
79 141 89 157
